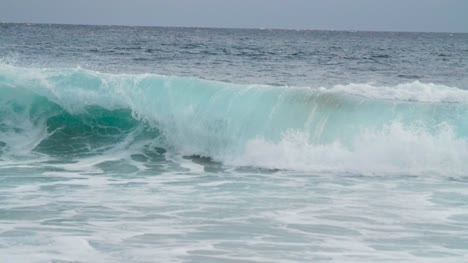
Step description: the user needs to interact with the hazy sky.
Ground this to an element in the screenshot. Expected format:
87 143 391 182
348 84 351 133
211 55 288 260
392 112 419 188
1 0 467 32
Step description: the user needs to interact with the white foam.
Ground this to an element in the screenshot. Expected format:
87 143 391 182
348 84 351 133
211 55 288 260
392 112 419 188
232 122 468 176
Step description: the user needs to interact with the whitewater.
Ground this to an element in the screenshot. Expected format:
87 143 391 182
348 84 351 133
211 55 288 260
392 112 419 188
1 24 468 263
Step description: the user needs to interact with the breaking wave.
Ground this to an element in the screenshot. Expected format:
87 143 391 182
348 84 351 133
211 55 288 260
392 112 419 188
1 64 468 175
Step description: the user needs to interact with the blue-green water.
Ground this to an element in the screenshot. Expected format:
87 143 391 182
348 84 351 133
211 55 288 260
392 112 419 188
1 23 468 262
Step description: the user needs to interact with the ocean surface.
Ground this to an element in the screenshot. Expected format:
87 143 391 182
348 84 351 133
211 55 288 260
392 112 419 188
1 23 468 262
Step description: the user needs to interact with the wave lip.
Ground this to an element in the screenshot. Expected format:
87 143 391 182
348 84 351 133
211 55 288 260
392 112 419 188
323 81 468 103
1 64 468 176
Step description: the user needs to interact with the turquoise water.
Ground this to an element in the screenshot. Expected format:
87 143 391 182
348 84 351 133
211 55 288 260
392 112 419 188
1 24 468 262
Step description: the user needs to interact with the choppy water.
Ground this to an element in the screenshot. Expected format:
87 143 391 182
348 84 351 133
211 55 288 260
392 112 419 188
1 23 468 262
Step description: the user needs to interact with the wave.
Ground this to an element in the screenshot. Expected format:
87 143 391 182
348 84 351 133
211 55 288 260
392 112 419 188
1 64 468 175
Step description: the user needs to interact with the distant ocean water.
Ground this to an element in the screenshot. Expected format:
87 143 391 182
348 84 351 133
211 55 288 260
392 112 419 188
1 23 468 262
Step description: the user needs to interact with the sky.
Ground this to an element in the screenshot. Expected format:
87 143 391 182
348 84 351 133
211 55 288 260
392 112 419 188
0 0 467 33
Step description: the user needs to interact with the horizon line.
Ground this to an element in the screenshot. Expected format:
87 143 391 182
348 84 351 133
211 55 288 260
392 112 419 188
1 21 467 35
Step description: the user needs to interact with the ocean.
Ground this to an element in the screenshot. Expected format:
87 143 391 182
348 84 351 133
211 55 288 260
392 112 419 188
1 23 468 262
